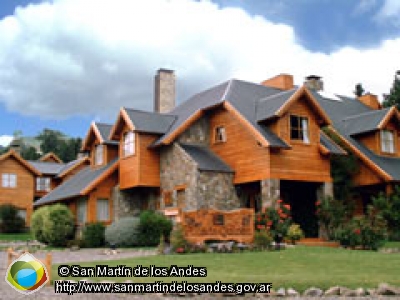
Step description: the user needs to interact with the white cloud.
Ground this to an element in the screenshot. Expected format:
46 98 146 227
0 135 13 147
376 0 400 20
0 0 399 120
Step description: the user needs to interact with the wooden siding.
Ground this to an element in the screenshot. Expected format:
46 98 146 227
353 159 384 186
209 107 270 184
119 124 160 189
0 157 34 225
358 132 379 154
269 96 332 182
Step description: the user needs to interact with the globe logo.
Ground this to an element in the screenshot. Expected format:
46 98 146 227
5 252 49 295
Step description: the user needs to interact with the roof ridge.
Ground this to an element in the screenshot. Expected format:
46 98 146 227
123 107 177 117
258 88 296 103
342 107 390 121
221 79 234 101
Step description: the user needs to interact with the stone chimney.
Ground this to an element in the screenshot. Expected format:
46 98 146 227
9 138 22 154
154 68 175 113
304 75 323 91
261 74 294 90
358 93 381 110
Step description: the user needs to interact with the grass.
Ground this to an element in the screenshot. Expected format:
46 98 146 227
52 246 400 292
0 232 32 241
383 241 400 248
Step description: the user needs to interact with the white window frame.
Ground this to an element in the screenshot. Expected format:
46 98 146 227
36 177 51 192
2 173 17 188
95 144 104 165
96 198 110 222
123 131 135 157
381 130 395 154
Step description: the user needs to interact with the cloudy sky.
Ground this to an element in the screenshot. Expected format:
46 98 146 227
0 0 399 146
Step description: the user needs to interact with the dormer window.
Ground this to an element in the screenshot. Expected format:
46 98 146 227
290 115 310 144
214 126 227 143
95 144 104 165
36 177 51 192
381 130 395 154
123 131 135 157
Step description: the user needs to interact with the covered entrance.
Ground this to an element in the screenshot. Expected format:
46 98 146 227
280 180 320 238
236 182 261 213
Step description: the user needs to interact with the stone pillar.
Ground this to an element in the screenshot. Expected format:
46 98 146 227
154 69 175 113
261 179 280 210
112 186 142 221
316 182 334 240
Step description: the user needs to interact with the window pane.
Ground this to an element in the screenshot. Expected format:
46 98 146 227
95 145 103 165
302 118 310 143
77 198 88 224
97 199 109 221
2 174 8 187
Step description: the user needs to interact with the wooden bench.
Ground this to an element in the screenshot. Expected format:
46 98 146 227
7 248 52 286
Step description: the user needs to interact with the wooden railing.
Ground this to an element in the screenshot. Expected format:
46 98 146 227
181 208 254 244
7 248 52 286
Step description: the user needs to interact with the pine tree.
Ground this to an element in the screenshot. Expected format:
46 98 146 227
354 83 365 97
382 71 400 109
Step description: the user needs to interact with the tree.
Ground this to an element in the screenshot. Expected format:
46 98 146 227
20 146 40 160
382 71 400 110
354 83 365 97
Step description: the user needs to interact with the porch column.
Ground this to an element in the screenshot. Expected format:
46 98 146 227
316 182 333 240
261 179 280 210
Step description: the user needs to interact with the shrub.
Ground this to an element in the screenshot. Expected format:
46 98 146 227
42 204 75 247
0 204 25 233
138 210 173 246
82 222 105 248
372 185 400 241
255 200 292 239
105 217 140 247
253 230 273 250
286 224 304 244
336 206 388 250
31 206 51 243
170 224 189 252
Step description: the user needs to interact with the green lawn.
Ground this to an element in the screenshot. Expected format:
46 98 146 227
0 232 32 241
384 241 400 248
53 246 400 292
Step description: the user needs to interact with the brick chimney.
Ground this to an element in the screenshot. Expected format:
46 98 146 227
261 74 294 90
358 93 381 110
304 75 323 91
154 69 175 113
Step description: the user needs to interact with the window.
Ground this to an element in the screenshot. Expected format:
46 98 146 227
177 189 185 208
381 130 395 154
163 191 173 207
95 144 104 165
290 115 310 143
36 177 51 192
2 174 17 188
214 126 227 143
123 131 135 157
96 199 109 221
77 198 88 224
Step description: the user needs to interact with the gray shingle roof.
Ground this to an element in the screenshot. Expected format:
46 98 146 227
27 161 65 175
124 108 176 134
56 158 87 177
342 108 391 136
34 160 118 206
320 132 346 155
256 89 297 122
314 91 400 180
180 144 233 173
95 123 119 145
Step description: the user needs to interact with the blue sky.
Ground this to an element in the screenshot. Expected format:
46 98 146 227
0 0 399 145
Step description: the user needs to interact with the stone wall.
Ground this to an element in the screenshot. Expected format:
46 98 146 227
177 116 210 145
261 178 280 209
197 171 240 210
160 143 198 210
112 186 158 221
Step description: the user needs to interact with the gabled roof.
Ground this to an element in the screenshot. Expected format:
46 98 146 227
319 131 347 156
314 91 400 181
0 150 41 176
109 108 176 140
39 152 63 163
56 157 91 178
28 161 65 175
342 107 393 136
180 143 233 173
82 122 119 151
34 159 118 206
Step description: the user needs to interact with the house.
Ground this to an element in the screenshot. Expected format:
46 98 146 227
34 122 118 226
0 150 89 225
34 69 400 240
